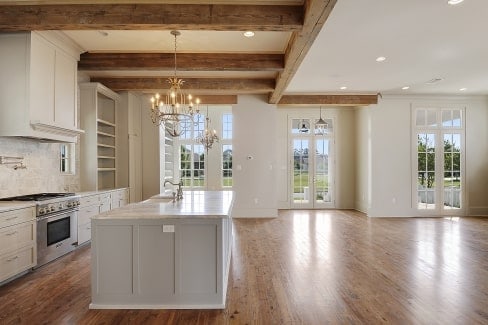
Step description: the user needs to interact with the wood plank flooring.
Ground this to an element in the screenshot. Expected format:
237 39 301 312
0 210 487 324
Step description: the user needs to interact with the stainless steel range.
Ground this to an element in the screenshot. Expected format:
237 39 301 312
0 193 80 267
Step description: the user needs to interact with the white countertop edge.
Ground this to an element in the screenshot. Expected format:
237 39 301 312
92 190 234 220
76 188 128 197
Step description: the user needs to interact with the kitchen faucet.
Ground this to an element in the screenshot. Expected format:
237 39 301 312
164 179 183 201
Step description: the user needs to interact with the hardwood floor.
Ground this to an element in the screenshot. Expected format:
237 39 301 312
1 210 487 324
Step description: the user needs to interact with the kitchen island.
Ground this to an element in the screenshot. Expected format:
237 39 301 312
90 191 234 309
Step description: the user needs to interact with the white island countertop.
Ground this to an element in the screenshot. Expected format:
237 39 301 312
93 190 234 220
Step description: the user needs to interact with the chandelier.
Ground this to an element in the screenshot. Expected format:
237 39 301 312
196 107 219 151
150 30 200 137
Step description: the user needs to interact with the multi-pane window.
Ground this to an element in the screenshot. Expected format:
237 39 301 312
180 144 205 187
221 113 233 187
414 107 464 212
222 114 233 140
177 114 206 188
172 108 232 190
222 144 232 187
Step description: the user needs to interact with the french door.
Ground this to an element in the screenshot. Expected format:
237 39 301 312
290 117 334 209
414 108 465 215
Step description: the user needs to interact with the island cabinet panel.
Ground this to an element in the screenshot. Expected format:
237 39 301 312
138 225 175 297
178 223 219 296
91 219 230 309
93 225 133 296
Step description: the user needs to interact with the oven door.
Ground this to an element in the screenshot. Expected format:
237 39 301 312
37 209 78 267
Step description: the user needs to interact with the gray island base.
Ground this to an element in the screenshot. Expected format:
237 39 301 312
90 191 234 309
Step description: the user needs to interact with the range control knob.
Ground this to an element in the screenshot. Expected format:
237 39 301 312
39 208 45 215
67 202 73 208
50 206 55 212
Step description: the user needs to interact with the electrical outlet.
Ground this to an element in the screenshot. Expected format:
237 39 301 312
162 225 175 233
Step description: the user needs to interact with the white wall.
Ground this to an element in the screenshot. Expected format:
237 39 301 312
354 107 371 214
359 95 488 217
232 95 277 217
141 94 161 200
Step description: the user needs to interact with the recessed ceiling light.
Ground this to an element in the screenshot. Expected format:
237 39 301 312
426 78 443 84
243 31 255 38
459 87 467 91
375 56 386 62
340 86 347 90
447 0 464 5
402 86 410 90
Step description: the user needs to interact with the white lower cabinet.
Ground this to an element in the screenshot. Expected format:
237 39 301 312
91 218 229 308
0 207 36 283
77 199 99 245
77 188 129 246
99 193 112 213
111 188 129 209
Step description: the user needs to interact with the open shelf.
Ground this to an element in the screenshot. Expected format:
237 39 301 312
97 118 116 127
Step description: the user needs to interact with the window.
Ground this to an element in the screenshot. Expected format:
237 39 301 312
180 144 205 187
221 113 233 187
177 114 206 188
60 144 74 174
172 107 232 190
414 107 464 213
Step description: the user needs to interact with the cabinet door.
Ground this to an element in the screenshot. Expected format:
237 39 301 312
138 225 175 297
0 246 36 283
0 221 35 256
54 50 77 129
30 34 55 124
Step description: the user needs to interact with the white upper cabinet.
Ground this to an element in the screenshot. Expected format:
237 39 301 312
0 31 83 142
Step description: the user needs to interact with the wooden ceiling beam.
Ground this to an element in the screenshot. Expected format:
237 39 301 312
268 0 338 104
79 53 284 72
90 77 275 93
277 94 379 106
191 95 237 105
0 4 303 31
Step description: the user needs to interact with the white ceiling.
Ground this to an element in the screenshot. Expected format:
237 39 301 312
61 0 488 96
288 0 488 96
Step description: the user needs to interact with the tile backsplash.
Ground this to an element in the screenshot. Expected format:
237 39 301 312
0 137 80 198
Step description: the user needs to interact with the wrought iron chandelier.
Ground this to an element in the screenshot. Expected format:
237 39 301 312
150 30 200 137
196 107 219 151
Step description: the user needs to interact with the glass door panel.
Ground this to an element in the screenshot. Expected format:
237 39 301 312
417 133 436 210
293 139 310 206
443 133 461 210
314 139 332 206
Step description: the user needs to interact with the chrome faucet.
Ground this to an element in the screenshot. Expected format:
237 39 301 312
164 179 183 201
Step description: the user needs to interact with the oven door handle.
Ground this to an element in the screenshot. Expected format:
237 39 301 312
37 209 78 221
